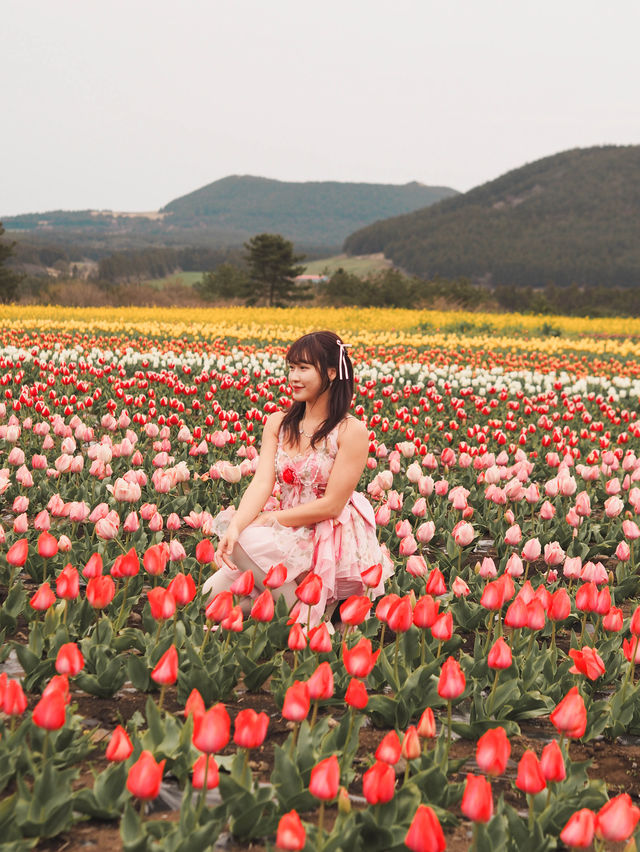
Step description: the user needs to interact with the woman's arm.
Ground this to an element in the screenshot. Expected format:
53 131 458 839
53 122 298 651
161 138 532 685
268 418 369 528
227 411 282 535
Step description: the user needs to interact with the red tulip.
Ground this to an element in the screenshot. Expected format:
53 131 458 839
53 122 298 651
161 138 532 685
431 611 453 642
345 678 368 709
547 587 571 621
516 749 546 794
43 674 70 703
295 572 323 605
560 808 596 848
287 623 307 651
308 623 332 653
550 686 587 738
487 637 512 669
631 604 640 636
3 679 28 715
282 681 310 722
568 646 605 680
376 593 400 623
362 761 396 804
55 564 79 600
575 581 598 613
339 595 371 625
265 562 288 588
307 662 334 700
126 750 165 799
387 597 413 633
86 574 115 608
184 688 205 721
342 638 379 678
221 605 243 632
111 547 140 578
167 572 196 606
32 689 67 730
603 606 623 632
437 656 466 699
143 544 168 576
150 645 178 685
30 582 56 610
402 725 421 761
105 725 133 761
192 754 220 790
371 730 401 769
233 708 269 749
309 755 340 800
37 531 58 558
205 590 233 623
192 703 231 753
55 642 84 676
195 538 216 564
82 552 103 578
230 570 255 597
476 726 511 776
425 567 447 596
361 563 382 587
250 589 275 622
461 774 493 823
595 793 640 842
405 804 446 852
275 810 306 851
540 739 566 782
417 707 436 739
480 580 505 611
504 597 528 628
148 586 176 621
6 537 28 567
413 595 439 629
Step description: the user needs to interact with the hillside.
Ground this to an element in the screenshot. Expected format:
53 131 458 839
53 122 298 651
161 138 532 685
2 177 457 253
161 175 458 245
343 146 640 288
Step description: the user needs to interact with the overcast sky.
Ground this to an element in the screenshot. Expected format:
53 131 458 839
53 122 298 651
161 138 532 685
2 0 639 215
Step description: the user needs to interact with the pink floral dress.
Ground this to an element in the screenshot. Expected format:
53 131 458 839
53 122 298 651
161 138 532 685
210 421 393 625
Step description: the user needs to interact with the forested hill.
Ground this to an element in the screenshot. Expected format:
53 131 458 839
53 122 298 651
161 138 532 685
3 177 457 251
343 146 640 288
161 176 458 245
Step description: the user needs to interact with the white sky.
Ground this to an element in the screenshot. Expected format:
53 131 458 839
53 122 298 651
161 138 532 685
2 0 639 215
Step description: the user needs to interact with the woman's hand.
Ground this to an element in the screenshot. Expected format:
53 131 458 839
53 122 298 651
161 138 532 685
216 524 240 570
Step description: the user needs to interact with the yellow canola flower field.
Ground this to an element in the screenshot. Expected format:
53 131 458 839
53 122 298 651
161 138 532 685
2 306 640 356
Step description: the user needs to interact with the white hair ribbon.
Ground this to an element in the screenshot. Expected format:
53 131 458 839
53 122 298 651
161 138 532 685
337 339 351 380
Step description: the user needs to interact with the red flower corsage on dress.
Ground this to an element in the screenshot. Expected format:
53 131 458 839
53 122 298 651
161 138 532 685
282 467 300 486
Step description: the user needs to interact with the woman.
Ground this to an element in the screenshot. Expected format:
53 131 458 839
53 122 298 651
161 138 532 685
203 330 393 625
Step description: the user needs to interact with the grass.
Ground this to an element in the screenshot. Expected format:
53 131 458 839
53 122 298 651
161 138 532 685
302 253 393 277
144 271 203 289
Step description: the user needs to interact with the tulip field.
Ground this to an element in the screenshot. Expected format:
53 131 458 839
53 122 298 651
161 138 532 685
6 306 640 851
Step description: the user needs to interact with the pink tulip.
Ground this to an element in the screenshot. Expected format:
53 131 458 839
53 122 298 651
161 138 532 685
504 525 522 546
521 538 541 562
416 521 435 543
539 501 556 520
604 495 624 517
574 491 591 517
406 555 428 577
616 541 631 561
399 535 418 556
479 557 497 578
623 519 640 540
452 521 474 547
543 541 565 567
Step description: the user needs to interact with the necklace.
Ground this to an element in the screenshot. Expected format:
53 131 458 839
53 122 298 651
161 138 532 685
299 419 319 438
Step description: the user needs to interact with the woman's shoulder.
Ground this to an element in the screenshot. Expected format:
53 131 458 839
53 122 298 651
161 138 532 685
337 415 368 444
265 411 286 431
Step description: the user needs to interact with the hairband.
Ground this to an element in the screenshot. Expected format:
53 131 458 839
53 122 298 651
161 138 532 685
336 339 352 380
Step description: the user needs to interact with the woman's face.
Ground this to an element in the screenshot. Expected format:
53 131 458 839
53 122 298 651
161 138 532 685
288 360 325 404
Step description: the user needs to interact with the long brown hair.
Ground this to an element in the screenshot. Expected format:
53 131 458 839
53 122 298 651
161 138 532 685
280 331 354 449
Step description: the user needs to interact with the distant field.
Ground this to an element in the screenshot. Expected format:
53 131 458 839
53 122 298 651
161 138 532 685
302 253 393 277
144 271 203 289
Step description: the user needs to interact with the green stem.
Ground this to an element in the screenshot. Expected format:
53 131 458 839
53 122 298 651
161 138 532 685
317 800 325 852
199 622 212 659
158 683 167 712
340 709 355 773
483 613 494 654
288 722 300 760
527 794 534 832
197 757 209 816
393 633 400 689
116 575 131 630
310 700 319 730
378 623 386 653
578 611 587 645
420 630 425 666
486 669 500 717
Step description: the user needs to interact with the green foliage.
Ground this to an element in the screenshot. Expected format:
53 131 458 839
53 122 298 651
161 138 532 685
243 233 309 306
195 263 249 302
0 223 22 302
344 145 640 290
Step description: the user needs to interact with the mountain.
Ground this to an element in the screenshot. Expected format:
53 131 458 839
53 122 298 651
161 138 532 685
343 146 640 288
160 175 458 245
2 177 458 252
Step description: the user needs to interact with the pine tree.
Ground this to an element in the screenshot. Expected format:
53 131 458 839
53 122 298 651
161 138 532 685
243 234 309 306
0 223 21 303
